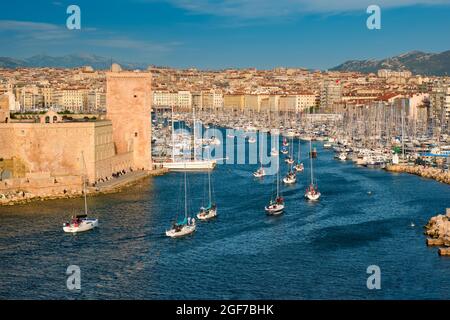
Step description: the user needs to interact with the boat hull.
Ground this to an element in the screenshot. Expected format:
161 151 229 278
166 224 196 238
63 218 98 233
253 172 266 178
305 192 321 201
162 160 216 172
265 204 284 215
283 177 296 184
197 208 217 221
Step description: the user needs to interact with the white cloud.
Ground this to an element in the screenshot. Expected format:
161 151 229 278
0 20 70 39
0 20 179 58
161 0 450 18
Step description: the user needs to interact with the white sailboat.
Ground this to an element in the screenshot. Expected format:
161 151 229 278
285 137 295 165
283 137 296 184
197 161 217 221
282 170 296 184
63 152 98 233
265 159 285 215
253 152 267 178
163 107 216 172
305 140 321 201
270 148 279 156
166 167 196 238
294 137 304 172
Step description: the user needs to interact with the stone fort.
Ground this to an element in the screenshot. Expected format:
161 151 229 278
0 69 152 197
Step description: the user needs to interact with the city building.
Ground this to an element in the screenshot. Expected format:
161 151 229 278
320 80 342 110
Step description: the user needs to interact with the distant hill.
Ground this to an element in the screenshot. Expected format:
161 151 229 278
2 51 450 75
0 57 27 69
0 54 147 70
331 50 450 76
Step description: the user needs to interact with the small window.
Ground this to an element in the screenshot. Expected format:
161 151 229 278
135 132 138 137
134 95 137 98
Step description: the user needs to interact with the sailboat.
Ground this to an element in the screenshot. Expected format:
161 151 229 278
253 152 266 178
265 159 285 215
305 140 321 201
270 148 279 156
166 166 196 238
63 152 98 233
282 169 296 184
163 107 216 171
294 137 304 172
197 162 217 221
283 138 296 184
285 137 294 164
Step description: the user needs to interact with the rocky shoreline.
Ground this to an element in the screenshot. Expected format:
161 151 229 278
386 164 450 185
425 209 450 256
0 168 168 207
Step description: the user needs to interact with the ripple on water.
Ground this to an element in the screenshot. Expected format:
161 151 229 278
1 140 450 299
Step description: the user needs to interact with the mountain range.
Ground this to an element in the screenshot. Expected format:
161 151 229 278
0 54 147 70
330 50 450 76
0 51 449 75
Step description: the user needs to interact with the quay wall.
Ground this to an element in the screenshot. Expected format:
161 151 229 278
0 168 168 206
386 164 450 185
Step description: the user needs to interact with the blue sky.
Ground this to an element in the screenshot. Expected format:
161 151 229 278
0 0 450 69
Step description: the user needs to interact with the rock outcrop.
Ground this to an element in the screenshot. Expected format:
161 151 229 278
425 209 450 255
386 165 450 185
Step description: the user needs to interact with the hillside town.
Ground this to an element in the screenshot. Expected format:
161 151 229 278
0 66 448 128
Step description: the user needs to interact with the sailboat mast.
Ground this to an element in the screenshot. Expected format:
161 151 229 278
81 151 88 215
193 107 196 161
184 168 188 218
208 166 212 205
171 106 175 162
309 140 313 184
401 105 405 160
276 157 280 197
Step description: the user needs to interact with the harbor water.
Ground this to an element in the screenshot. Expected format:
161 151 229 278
1 133 450 299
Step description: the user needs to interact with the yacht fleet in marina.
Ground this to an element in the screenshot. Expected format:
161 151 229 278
65 106 449 237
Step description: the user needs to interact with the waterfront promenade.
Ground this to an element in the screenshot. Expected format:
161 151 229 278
0 168 168 206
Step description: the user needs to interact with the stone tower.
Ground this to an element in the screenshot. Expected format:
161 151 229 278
106 70 152 170
0 94 10 123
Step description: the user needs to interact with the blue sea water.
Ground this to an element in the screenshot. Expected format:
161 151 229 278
1 135 450 299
